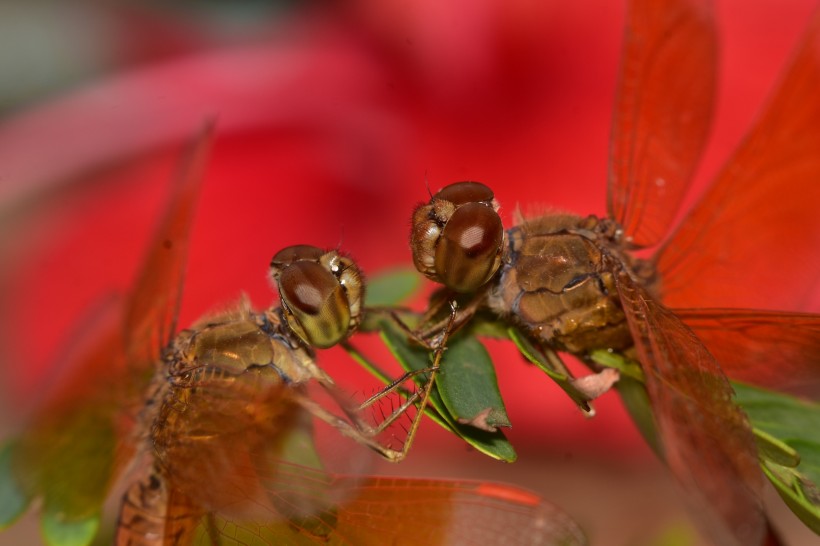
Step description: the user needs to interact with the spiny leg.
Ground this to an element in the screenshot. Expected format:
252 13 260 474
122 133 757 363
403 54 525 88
305 303 459 462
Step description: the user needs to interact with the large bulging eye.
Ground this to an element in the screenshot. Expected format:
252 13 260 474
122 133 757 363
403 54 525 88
410 181 505 293
271 244 325 265
436 181 495 206
269 245 364 348
435 202 504 293
278 261 350 348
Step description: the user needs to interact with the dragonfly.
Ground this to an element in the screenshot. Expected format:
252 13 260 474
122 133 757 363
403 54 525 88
403 0 820 545
0 126 587 545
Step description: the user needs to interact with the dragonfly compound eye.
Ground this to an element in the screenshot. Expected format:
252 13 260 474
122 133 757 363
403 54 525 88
270 244 325 265
411 181 505 293
270 245 364 348
436 202 504 292
436 180 496 206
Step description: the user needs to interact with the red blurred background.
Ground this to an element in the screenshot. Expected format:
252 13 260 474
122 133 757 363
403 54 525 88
0 0 817 544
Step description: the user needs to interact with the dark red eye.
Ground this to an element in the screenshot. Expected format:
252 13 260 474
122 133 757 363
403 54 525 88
436 181 495 206
270 244 325 267
279 262 339 315
410 182 505 293
435 202 504 293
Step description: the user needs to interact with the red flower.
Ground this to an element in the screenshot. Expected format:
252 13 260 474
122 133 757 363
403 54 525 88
0 0 816 468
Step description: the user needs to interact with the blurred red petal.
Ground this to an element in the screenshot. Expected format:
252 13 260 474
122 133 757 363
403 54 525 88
1 0 816 462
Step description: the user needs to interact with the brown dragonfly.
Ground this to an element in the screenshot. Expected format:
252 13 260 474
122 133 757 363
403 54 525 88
0 127 586 545
404 0 820 545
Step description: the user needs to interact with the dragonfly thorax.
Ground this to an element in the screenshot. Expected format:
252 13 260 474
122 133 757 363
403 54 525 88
488 214 651 354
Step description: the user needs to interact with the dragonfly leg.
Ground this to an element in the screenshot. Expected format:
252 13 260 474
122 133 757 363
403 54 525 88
305 303 458 462
356 367 438 434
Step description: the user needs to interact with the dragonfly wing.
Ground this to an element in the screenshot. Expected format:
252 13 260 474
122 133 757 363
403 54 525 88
11 323 128 523
7 125 214 536
124 122 214 373
656 11 820 309
676 308 820 399
151 367 585 545
615 271 766 545
191 474 586 546
608 0 716 247
153 376 310 520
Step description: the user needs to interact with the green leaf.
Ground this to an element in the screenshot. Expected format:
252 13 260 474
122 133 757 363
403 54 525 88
269 416 337 538
278 415 325 473
753 428 800 468
509 328 593 413
1 382 119 545
586 350 661 454
41 510 99 546
733 382 820 441
376 320 517 462
762 462 820 535
788 439 820 492
0 441 31 529
589 349 645 382
569 352 820 532
464 315 511 339
615 375 661 456
33 407 117 521
437 336 511 431
364 268 421 307
733 382 820 533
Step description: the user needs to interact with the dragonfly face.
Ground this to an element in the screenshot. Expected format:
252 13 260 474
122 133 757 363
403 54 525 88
117 245 366 542
156 245 363 438
270 244 364 349
411 181 505 294
411 181 653 354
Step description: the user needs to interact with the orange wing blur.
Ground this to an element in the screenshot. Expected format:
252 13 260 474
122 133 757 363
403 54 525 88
607 0 716 248
143 368 587 545
615 272 765 546
124 121 214 374
9 125 213 525
676 309 820 398
656 9 820 310
156 419 588 545
189 472 586 545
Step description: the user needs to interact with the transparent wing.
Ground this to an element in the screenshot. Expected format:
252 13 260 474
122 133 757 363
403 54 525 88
676 308 820 399
607 0 716 247
149 359 585 546
154 374 326 521
124 122 214 372
656 10 820 309
7 125 213 530
190 475 586 546
615 272 765 545
10 320 127 525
